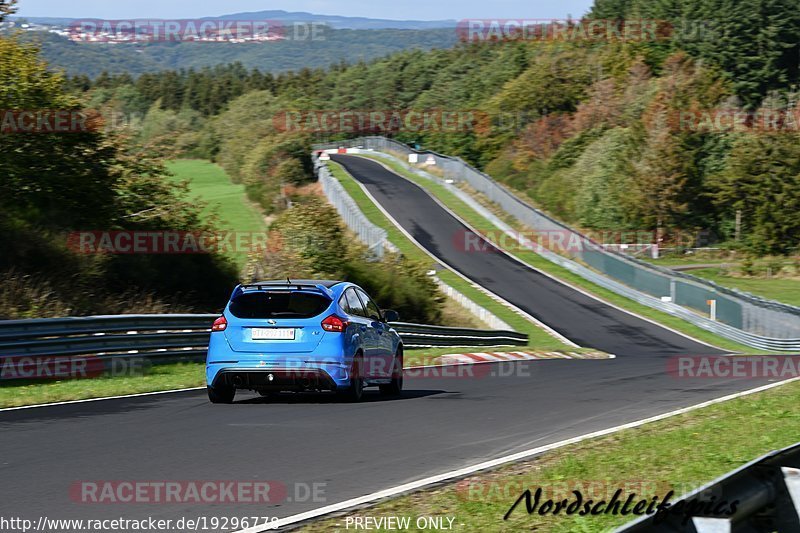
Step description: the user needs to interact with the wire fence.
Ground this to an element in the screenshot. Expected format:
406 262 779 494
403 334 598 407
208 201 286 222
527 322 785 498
313 137 800 350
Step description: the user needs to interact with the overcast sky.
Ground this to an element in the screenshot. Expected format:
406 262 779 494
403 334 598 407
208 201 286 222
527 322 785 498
16 0 595 21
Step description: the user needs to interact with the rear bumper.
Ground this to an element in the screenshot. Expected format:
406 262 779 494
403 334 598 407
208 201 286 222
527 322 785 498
207 361 350 391
211 367 341 391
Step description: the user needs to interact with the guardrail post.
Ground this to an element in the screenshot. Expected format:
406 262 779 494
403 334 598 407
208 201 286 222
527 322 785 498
708 299 717 321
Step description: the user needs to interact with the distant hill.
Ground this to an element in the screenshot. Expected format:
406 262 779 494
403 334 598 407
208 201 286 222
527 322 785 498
20 28 458 77
12 10 458 30
205 10 457 30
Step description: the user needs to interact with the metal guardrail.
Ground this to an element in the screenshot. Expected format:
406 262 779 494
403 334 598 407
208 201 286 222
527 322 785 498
0 315 529 365
314 138 800 351
391 322 527 348
316 159 391 258
618 442 800 532
432 178 800 352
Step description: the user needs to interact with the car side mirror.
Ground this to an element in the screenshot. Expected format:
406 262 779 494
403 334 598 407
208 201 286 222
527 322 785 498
383 310 399 323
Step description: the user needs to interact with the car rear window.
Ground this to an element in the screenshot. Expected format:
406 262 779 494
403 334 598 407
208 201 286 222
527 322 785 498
229 291 330 319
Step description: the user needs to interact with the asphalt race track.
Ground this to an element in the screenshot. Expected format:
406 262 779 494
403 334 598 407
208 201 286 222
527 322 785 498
331 154 723 358
0 155 785 529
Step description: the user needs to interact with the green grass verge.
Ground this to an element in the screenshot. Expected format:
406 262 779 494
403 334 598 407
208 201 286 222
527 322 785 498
327 162 570 352
299 378 800 532
166 160 267 269
0 348 535 408
649 256 737 267
355 154 761 354
0 362 206 408
687 268 800 308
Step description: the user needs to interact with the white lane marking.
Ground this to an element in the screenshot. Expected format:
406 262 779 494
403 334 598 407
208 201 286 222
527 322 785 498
234 376 800 532
0 387 206 412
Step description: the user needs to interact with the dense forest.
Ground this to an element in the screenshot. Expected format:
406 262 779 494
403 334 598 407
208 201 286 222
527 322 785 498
3 0 800 318
76 0 800 256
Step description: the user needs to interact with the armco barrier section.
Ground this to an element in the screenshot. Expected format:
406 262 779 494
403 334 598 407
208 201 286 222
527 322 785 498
316 159 389 258
0 315 529 366
314 137 800 351
618 442 800 532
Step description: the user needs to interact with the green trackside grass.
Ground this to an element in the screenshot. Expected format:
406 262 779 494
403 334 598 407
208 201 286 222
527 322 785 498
0 348 536 408
298 378 800 533
686 268 800 308
166 160 267 269
0 362 206 408
353 154 761 354
327 162 571 353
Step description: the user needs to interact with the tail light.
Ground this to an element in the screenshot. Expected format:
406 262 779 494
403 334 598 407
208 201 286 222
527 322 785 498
211 316 227 332
321 315 349 333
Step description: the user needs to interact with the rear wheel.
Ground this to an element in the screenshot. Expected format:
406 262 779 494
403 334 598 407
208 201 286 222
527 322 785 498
207 385 235 404
338 354 365 402
380 350 403 397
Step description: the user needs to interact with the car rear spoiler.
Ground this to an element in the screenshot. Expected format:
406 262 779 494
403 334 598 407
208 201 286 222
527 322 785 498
231 282 335 300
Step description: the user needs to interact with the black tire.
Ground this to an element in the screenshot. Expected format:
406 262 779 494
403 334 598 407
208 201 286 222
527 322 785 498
337 354 365 403
207 385 235 404
380 350 404 397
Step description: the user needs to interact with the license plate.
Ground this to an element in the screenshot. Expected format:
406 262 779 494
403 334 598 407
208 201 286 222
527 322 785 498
251 328 295 340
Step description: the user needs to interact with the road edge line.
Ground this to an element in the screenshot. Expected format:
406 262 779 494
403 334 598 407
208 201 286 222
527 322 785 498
0 387 206 412
237 376 800 532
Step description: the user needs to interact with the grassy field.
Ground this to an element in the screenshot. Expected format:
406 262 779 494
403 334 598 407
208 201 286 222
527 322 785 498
299 378 800 532
687 268 800 307
354 153 761 354
166 160 267 268
327 162 572 353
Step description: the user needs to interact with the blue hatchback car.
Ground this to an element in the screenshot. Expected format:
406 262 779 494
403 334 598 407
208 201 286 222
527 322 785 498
206 280 403 403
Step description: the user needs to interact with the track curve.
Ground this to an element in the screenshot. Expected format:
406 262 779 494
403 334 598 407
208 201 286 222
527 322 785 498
0 155 781 529
331 154 719 358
